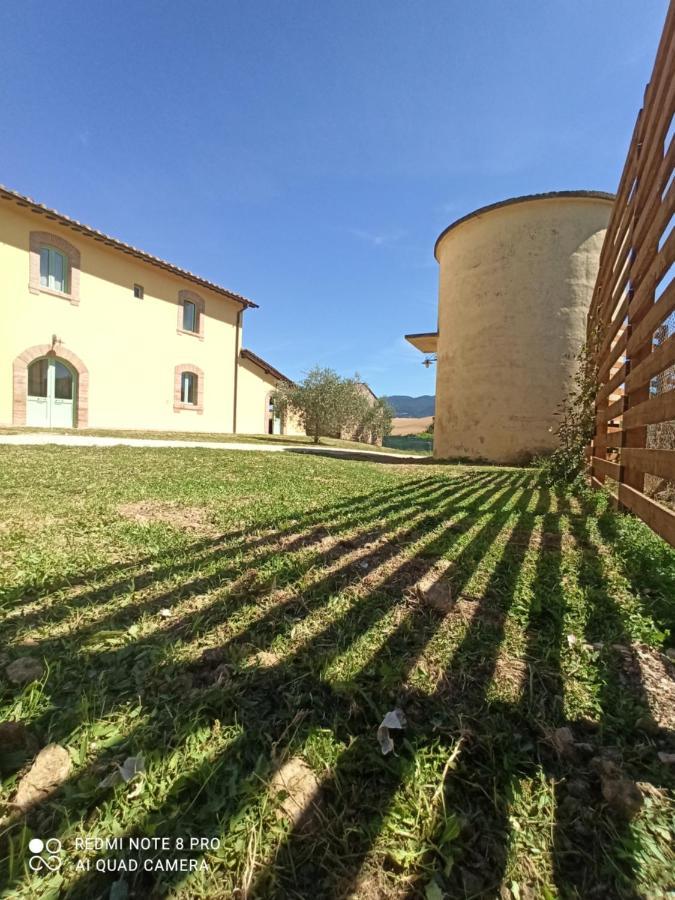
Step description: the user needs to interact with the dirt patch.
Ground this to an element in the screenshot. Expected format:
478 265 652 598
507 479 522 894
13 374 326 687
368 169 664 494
269 756 320 827
0 722 36 752
252 650 281 668
118 501 219 535
348 868 411 899
615 643 675 732
0 723 40 774
493 654 528 693
12 744 71 811
451 593 503 628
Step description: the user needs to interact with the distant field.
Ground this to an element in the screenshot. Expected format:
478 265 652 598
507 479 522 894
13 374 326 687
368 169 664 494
391 416 433 435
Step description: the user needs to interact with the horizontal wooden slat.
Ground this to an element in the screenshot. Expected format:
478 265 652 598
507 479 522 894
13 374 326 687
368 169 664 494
632 70 675 205
598 292 631 358
598 247 632 326
623 388 675 429
599 396 625 423
632 178 675 283
627 226 675 321
621 447 675 481
618 482 675 547
599 329 628 380
592 132 638 285
628 277 675 353
592 457 621 479
605 430 624 448
598 363 627 401
632 137 675 248
625 332 675 391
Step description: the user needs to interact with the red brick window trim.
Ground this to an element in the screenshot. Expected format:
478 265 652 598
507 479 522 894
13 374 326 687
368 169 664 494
29 231 81 305
174 364 204 414
177 290 205 340
13 343 89 427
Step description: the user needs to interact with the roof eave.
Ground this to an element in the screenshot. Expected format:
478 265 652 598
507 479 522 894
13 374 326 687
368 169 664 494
433 190 616 261
0 184 258 309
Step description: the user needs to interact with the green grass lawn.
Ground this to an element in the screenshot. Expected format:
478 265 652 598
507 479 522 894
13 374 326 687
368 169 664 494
0 446 673 899
0 426 427 456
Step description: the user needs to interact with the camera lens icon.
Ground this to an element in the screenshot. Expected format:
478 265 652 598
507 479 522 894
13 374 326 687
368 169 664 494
28 837 62 872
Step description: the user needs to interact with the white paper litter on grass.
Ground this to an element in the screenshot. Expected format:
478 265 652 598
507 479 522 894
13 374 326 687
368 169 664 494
377 709 406 755
99 755 145 789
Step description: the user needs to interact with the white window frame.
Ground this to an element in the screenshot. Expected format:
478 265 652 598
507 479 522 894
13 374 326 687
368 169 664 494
39 246 69 294
181 371 197 405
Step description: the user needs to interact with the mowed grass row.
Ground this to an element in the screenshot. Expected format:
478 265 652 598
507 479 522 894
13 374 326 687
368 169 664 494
0 446 673 899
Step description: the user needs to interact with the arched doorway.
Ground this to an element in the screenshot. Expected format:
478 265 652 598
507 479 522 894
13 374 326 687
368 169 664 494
27 357 77 427
13 344 89 428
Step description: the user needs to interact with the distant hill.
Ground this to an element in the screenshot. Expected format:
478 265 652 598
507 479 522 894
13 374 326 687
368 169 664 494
382 395 435 417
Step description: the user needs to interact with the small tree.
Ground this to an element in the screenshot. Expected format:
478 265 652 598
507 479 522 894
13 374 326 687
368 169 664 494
273 367 367 444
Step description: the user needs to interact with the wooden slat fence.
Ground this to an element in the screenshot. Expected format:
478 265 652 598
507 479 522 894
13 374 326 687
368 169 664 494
587 0 675 547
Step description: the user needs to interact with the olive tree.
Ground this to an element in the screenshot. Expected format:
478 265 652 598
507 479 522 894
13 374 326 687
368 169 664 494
353 397 394 445
273 366 367 444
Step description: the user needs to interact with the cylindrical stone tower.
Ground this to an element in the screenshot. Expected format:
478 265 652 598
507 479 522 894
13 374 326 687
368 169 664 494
433 191 614 464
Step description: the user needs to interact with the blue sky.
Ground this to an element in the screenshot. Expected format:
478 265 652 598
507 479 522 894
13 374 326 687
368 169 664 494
1 0 668 396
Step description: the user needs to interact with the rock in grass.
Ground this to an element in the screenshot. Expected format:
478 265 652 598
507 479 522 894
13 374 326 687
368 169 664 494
5 657 44 685
269 757 320 827
591 757 643 819
415 578 453 614
13 744 71 811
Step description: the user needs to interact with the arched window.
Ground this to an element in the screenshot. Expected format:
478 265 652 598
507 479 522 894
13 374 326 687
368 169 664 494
29 231 81 304
181 371 197 405
27 358 49 397
174 365 204 413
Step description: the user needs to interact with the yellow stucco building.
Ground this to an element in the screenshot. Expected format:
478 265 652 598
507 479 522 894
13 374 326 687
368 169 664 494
406 190 614 464
0 185 303 436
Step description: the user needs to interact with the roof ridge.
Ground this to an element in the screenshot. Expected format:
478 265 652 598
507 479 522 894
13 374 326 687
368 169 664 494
240 347 292 383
